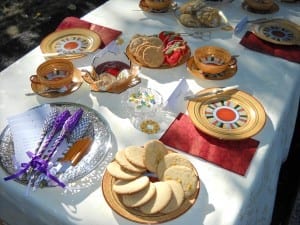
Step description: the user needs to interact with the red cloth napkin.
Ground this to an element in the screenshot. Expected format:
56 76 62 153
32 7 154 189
240 31 300 64
159 113 259 176
56 16 122 48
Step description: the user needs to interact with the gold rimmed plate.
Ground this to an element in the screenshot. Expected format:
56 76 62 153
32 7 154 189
187 88 266 140
31 68 83 98
101 158 200 224
186 56 237 80
252 19 300 45
40 28 101 59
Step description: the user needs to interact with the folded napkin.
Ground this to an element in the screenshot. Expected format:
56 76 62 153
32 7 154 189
56 16 122 48
240 31 300 64
159 113 259 176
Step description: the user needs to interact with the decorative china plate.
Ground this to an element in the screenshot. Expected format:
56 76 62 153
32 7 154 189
0 103 112 186
30 68 83 98
252 19 300 45
101 161 200 224
40 28 101 59
187 88 266 140
186 56 237 80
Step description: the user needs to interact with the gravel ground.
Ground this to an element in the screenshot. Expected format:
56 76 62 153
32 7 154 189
0 0 107 71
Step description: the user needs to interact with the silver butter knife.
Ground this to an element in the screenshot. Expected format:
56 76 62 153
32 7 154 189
184 85 239 101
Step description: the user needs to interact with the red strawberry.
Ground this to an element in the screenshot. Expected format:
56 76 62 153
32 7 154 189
158 31 175 42
164 40 184 53
164 49 183 66
163 34 183 46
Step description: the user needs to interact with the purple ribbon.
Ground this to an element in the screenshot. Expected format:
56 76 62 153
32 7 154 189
4 108 84 188
4 151 65 188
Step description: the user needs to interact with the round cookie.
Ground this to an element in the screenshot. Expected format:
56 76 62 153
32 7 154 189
144 139 168 173
129 35 146 53
156 152 194 180
106 161 141 180
115 149 146 173
142 46 165 68
113 176 150 194
134 43 150 64
146 36 163 47
161 180 185 214
162 165 198 198
139 181 172 214
124 146 146 169
121 182 156 208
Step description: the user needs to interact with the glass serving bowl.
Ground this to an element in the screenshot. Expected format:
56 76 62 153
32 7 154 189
122 87 164 134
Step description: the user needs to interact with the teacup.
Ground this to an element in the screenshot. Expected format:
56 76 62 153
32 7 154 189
30 59 74 89
245 0 274 10
194 46 232 74
145 0 172 10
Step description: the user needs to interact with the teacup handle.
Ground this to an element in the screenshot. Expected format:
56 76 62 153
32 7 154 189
30 75 41 84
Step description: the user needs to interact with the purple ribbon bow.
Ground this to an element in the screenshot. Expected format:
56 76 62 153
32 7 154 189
4 108 84 188
4 151 65 187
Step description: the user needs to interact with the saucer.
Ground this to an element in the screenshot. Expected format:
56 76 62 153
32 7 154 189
31 68 83 98
242 1 279 14
186 57 237 80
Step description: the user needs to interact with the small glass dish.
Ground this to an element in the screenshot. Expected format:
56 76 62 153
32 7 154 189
122 87 164 134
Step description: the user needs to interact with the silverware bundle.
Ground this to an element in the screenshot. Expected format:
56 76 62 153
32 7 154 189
4 108 88 191
184 85 239 101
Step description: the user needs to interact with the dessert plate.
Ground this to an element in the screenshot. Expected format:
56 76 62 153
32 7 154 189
187 88 266 140
30 68 83 97
40 28 101 59
0 102 112 186
101 155 200 224
252 19 300 45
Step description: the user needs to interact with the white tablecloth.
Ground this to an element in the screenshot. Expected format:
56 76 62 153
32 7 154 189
0 0 300 225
